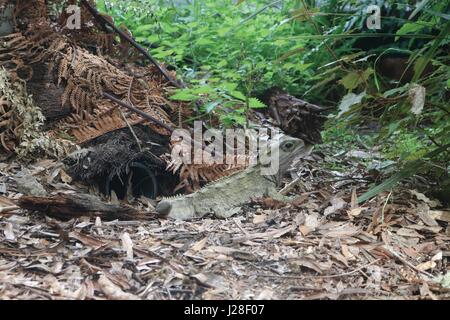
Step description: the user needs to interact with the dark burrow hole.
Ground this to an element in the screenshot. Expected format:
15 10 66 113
96 161 180 200
104 162 159 200
64 126 180 200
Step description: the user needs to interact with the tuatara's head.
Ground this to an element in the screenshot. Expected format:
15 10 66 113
267 135 313 184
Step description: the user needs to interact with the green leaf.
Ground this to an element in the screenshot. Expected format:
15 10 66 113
383 84 409 98
97 0 107 12
229 91 247 101
217 60 228 68
135 24 154 33
170 90 198 102
192 85 214 94
339 69 373 91
147 35 159 43
249 98 267 109
204 100 222 113
387 122 400 136
196 38 215 46
221 82 238 92
339 72 361 90
408 0 431 20
153 49 174 59
337 91 366 117
395 23 425 41
358 144 450 203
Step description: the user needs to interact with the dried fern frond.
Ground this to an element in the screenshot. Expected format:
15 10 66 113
1 0 190 158
167 139 250 193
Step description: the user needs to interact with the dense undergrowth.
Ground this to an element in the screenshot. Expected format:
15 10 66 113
97 0 450 200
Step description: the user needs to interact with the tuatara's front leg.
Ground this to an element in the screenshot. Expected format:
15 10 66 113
214 206 242 219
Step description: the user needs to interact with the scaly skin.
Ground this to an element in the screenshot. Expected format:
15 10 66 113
156 135 312 220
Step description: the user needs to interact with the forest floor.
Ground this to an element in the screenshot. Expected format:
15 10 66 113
0 146 449 300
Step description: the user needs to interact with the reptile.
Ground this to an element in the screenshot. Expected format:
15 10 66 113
155 134 313 220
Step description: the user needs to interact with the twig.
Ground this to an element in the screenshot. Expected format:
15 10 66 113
80 0 181 88
119 109 142 151
322 177 372 183
256 258 381 279
121 77 143 151
102 92 174 133
384 246 434 278
0 205 19 213
280 177 302 195
319 258 381 278
381 189 392 224
233 218 249 237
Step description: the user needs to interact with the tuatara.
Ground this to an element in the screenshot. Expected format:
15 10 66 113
156 134 313 220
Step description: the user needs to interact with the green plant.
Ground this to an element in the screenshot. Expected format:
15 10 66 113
100 0 315 125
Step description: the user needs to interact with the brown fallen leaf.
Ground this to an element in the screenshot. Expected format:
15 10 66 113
416 260 436 271
350 187 358 209
415 203 439 227
348 207 363 218
192 273 228 290
324 197 347 216
299 225 311 237
341 244 356 260
253 197 286 210
396 228 424 239
419 282 438 300
59 169 72 184
121 232 134 259
410 190 440 208
330 252 349 267
69 231 107 250
429 210 450 223
231 250 258 261
256 288 274 300
319 223 360 238
407 224 442 234
3 222 15 241
290 258 324 274
97 274 140 300
190 237 208 252
253 213 268 224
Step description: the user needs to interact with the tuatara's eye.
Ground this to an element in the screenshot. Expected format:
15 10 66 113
282 141 294 151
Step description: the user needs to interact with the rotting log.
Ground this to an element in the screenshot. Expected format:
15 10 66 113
259 87 327 144
18 193 151 221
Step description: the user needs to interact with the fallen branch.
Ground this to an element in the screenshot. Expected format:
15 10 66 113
102 92 174 133
18 193 151 221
